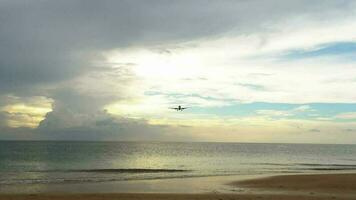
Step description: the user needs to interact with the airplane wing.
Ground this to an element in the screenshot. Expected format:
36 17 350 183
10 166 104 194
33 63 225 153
169 107 179 110
181 107 188 110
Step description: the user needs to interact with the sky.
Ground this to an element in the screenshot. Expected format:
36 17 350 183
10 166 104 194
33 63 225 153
1 0 356 143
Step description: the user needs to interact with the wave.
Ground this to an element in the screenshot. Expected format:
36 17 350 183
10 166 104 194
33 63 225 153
0 172 210 186
247 162 356 168
29 168 191 173
306 167 356 171
243 162 356 172
297 163 356 167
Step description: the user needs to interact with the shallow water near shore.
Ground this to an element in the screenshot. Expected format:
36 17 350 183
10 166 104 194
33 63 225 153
1 141 356 193
0 174 250 194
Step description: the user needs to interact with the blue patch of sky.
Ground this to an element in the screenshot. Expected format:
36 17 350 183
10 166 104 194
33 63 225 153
189 102 295 116
188 102 356 120
145 90 356 120
282 42 356 60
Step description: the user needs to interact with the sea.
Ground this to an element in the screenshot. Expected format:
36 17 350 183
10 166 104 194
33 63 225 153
1 141 356 187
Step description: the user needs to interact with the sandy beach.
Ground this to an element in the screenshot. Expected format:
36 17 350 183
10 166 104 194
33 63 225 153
0 193 352 200
1 173 356 200
234 173 356 193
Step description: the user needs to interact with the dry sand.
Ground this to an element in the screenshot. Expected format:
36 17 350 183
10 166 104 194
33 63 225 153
1 173 356 200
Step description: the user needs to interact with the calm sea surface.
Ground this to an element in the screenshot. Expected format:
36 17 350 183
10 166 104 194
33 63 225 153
1 141 356 185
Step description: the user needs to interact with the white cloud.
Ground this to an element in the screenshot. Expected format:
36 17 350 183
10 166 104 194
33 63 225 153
256 110 293 117
255 105 314 119
105 12 356 111
294 105 313 112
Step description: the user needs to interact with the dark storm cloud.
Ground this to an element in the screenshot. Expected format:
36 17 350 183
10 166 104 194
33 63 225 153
34 86 189 141
37 115 188 141
35 92 195 141
0 112 7 127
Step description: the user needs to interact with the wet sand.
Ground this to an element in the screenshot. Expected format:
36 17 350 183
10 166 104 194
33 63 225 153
1 173 356 199
233 173 356 193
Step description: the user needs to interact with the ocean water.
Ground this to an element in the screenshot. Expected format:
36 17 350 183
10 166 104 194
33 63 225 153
1 141 356 186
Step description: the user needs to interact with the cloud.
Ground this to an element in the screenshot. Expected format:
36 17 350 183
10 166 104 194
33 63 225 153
33 85 199 141
0 112 7 128
1 0 355 97
256 110 293 118
1 0 356 142
1 0 309 92
294 105 313 112
237 83 267 91
255 105 314 119
1 0 355 90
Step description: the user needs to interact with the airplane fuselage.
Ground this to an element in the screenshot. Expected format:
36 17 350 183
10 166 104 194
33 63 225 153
170 105 187 111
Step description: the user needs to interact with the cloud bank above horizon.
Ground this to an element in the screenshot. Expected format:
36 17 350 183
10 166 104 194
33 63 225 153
1 0 356 143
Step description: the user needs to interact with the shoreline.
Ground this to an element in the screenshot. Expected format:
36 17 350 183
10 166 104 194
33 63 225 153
0 193 354 200
0 174 252 194
1 173 356 199
232 172 356 195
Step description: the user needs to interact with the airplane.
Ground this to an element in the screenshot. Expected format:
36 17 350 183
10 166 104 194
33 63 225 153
169 105 188 111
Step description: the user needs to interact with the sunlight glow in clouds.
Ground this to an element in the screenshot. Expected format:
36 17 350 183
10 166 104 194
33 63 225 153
1 100 52 128
101 15 356 139
105 17 356 116
1 0 356 143
105 95 170 118
106 48 204 80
